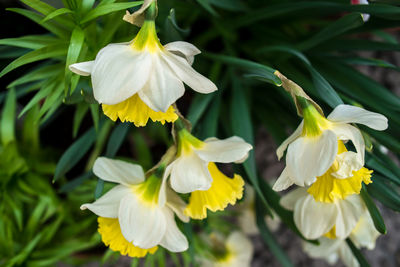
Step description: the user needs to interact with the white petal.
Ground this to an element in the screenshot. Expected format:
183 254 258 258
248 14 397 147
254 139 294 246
164 41 200 65
91 44 152 105
327 104 388 131
294 195 338 239
331 123 365 165
350 212 380 250
69 61 94 76
303 237 342 260
195 136 252 163
93 157 145 186
273 167 294 191
80 185 130 218
332 151 362 179
159 208 188 252
286 130 338 186
338 243 359 267
279 187 308 210
165 187 190 223
118 194 166 249
159 163 172 207
276 121 303 160
161 52 217 94
335 195 365 239
138 56 185 112
169 154 212 193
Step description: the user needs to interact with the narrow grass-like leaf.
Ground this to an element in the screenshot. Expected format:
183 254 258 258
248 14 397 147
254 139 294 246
81 1 143 23
41 8 73 23
0 44 67 79
7 64 62 88
105 123 130 157
65 26 85 94
187 94 214 128
360 185 386 234
255 197 293 267
367 176 400 212
346 238 370 267
0 35 59 50
53 127 97 181
1 88 16 145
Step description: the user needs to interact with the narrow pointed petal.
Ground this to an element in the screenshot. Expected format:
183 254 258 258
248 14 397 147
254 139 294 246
93 157 145 186
287 130 338 186
164 41 200 65
273 167 294 191
331 123 365 165
294 195 338 239
91 44 152 105
80 185 130 218
350 213 380 250
159 164 172 207
159 209 189 252
118 194 166 249
276 121 303 160
327 104 388 131
335 195 365 238
195 136 252 163
69 61 94 76
165 187 190 223
138 56 185 112
170 154 212 193
162 52 217 94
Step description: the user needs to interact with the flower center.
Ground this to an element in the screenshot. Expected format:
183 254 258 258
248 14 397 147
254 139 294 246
132 175 162 205
302 104 331 137
177 129 204 156
131 20 163 52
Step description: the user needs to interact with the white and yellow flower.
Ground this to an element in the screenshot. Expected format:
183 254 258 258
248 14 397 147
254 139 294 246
280 142 373 239
303 212 380 267
160 130 252 219
198 232 253 267
274 104 387 189
69 14 217 126
81 157 188 257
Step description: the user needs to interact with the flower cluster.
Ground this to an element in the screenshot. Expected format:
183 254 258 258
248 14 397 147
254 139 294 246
274 99 388 266
73 0 253 262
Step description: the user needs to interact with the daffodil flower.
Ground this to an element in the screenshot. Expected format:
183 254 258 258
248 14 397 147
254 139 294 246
279 142 373 239
81 157 188 257
303 212 380 267
198 232 253 267
69 18 217 127
159 130 252 219
275 104 387 189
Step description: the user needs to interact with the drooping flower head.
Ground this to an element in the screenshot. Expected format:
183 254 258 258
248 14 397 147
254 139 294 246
303 212 380 267
81 157 189 257
69 1 217 127
160 128 252 219
279 142 373 239
275 103 387 189
197 232 254 267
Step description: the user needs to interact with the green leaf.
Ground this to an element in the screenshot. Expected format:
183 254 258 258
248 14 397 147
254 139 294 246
6 8 69 38
346 238 370 267
41 8 73 23
53 127 97 181
7 63 63 88
298 13 364 51
255 197 293 267
367 176 400 212
360 185 386 234
198 93 220 139
22 104 40 152
0 35 59 50
1 88 16 145
81 1 143 24
230 78 272 215
18 82 54 118
187 94 214 128
207 53 282 86
196 0 218 16
0 44 67 79
65 27 85 94
105 123 130 157
72 103 89 137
